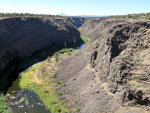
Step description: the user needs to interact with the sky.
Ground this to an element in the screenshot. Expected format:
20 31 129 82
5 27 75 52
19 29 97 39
0 0 150 16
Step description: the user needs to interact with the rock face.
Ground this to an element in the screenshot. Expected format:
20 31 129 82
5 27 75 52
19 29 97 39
0 17 82 92
56 18 150 113
67 17 86 28
0 17 81 57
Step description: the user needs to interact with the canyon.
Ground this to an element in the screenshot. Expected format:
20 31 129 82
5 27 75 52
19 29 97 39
0 17 82 93
56 18 150 113
0 16 150 113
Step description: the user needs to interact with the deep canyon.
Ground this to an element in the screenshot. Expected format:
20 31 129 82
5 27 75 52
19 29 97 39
0 16 150 113
0 17 82 93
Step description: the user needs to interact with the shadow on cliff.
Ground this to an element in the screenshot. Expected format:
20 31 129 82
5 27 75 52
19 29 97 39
0 40 84 93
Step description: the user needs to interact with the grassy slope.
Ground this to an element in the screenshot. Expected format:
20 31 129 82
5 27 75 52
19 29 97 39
0 94 9 113
19 54 71 113
17 36 90 113
81 35 91 46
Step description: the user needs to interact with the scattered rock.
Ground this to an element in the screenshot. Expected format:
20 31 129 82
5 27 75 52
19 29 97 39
56 18 150 113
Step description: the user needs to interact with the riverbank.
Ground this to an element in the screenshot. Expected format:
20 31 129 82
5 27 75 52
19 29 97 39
19 54 70 113
0 94 9 113
6 35 90 113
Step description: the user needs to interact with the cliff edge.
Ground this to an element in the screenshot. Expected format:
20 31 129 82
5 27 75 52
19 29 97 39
56 18 150 113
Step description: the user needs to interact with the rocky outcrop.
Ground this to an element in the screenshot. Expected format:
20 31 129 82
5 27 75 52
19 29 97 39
0 17 82 92
67 17 86 28
78 18 105 38
56 18 150 113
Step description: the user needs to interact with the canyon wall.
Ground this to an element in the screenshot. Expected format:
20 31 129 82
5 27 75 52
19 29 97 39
56 18 150 113
0 17 82 92
67 17 85 28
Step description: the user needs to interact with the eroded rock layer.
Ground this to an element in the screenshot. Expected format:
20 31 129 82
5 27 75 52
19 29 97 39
56 18 150 113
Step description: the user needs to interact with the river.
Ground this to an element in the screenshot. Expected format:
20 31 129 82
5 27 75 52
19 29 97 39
7 41 86 113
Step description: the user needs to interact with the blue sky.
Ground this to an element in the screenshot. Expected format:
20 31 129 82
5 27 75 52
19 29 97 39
0 0 150 16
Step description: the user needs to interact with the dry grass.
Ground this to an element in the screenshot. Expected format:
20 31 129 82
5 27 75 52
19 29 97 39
19 53 70 113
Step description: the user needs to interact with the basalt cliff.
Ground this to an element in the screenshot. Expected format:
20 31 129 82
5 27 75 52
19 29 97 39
0 17 82 92
1 16 150 113
56 18 150 113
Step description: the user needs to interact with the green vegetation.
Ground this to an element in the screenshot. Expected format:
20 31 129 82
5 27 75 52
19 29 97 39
81 35 91 46
52 35 90 57
19 64 70 113
75 106 80 112
0 94 9 113
110 12 150 20
54 48 76 55
53 72 57 78
53 48 76 61
8 78 21 94
20 96 27 102
20 96 30 105
25 100 29 105
1 12 150 20
0 12 61 18
61 84 66 88
9 35 90 113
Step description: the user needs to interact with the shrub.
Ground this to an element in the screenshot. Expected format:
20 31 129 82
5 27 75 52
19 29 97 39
128 14 132 18
75 106 80 112
146 14 150 20
53 72 57 78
